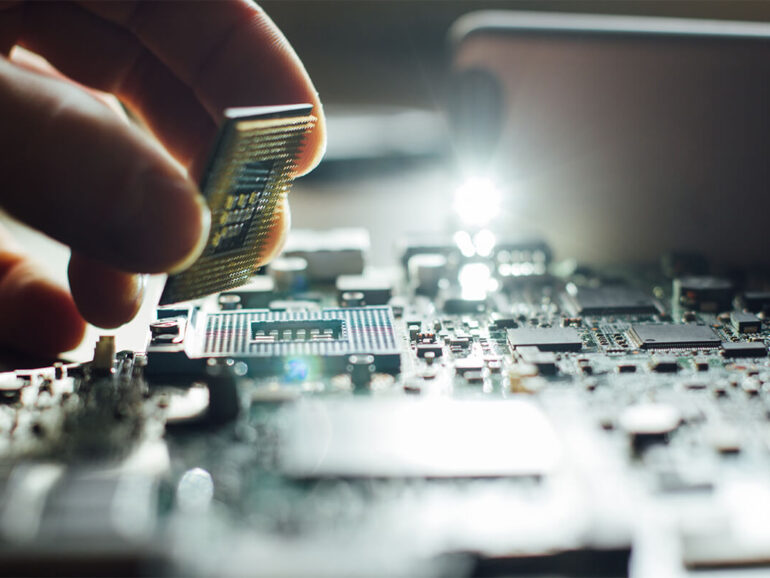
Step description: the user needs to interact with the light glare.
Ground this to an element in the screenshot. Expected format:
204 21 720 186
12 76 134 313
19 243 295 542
453 177 502 227
473 229 496 257
459 262 492 300
453 230 476 258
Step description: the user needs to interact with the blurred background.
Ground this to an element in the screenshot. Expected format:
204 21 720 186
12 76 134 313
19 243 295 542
262 1 770 110
262 0 770 265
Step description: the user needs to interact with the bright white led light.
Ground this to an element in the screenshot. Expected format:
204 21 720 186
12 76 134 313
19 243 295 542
459 262 492 300
453 177 502 227
473 229 496 257
453 230 476 258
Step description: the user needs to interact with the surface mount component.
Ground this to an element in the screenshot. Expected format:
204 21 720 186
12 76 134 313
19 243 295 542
628 324 720 349
517 346 558 375
160 105 316 305
506 327 583 352
569 286 659 316
282 228 369 281
336 274 393 306
742 291 770 312
674 276 734 312
730 311 761 334
721 342 768 358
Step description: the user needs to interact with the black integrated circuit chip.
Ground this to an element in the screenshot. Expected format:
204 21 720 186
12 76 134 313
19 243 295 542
721 342 768 358
730 312 761 334
628 324 720 349
675 276 734 312
506 327 583 352
650 358 679 373
742 291 770 312
570 286 659 316
336 275 393 306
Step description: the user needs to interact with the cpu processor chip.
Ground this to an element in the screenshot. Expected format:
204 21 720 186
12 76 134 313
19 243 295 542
160 105 316 305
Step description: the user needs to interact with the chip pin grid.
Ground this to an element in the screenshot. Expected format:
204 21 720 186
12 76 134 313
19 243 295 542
160 105 316 305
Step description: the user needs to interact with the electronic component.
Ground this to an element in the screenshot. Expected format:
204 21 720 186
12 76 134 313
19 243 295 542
516 346 558 375
161 105 316 304
742 291 770 312
650 357 679 373
416 343 443 358
454 358 484 375
495 240 552 278
661 251 709 278
0 373 24 404
464 370 485 383
721 341 768 358
442 295 487 314
731 311 761 333
269 256 309 293
91 335 116 373
218 294 242 310
489 314 519 329
628 324 720 349
336 274 393 306
694 358 710 371
147 306 400 376
408 253 449 296
506 327 583 352
681 528 770 570
339 291 366 307
219 276 275 309
674 276 734 312
709 426 742 454
619 403 681 452
400 234 551 279
449 548 632 578
568 286 659 316
282 228 369 281
347 354 375 390
400 234 460 274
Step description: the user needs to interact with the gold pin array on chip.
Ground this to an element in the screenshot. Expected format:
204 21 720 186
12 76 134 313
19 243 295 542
160 105 316 305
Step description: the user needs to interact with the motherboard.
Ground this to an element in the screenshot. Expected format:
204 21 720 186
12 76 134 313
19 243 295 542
1 229 769 577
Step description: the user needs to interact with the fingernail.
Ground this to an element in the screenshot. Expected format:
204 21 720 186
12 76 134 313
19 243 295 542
124 273 149 320
133 273 149 303
132 273 148 315
167 194 211 274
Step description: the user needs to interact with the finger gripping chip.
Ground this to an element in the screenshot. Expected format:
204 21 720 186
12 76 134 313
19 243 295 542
160 105 316 305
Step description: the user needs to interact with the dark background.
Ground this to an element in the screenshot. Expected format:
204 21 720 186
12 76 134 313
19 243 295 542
261 1 770 109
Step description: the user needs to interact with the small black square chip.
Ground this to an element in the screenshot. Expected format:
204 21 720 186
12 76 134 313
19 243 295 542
571 286 659 316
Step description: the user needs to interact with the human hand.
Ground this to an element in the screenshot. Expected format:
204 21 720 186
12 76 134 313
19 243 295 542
0 0 325 356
